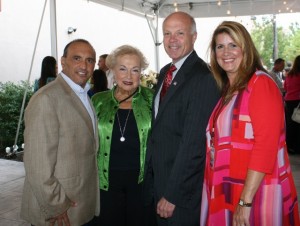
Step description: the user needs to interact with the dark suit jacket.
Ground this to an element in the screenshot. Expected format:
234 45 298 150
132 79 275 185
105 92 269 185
144 51 219 210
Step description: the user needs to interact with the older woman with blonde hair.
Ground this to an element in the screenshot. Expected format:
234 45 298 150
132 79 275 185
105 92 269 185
92 45 155 226
200 21 299 226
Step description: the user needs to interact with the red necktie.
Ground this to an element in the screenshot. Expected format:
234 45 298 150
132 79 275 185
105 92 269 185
160 64 177 100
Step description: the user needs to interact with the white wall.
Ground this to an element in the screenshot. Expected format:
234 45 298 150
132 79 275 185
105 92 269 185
0 0 160 83
0 0 299 83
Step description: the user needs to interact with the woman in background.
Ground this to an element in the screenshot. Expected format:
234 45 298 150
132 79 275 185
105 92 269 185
92 45 155 226
88 69 109 97
201 21 299 226
284 55 300 155
34 56 57 92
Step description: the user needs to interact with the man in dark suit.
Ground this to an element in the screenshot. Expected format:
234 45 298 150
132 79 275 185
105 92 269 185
144 12 219 226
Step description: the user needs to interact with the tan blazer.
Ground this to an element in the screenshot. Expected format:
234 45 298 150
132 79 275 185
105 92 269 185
21 75 100 226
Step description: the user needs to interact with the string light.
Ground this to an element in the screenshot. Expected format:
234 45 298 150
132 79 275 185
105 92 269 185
173 1 178 11
280 0 295 13
164 1 295 16
227 0 231 15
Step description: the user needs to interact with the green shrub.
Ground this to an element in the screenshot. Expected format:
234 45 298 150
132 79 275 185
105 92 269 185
0 81 33 154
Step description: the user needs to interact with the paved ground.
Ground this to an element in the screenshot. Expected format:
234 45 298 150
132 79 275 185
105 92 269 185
0 159 29 226
0 155 300 225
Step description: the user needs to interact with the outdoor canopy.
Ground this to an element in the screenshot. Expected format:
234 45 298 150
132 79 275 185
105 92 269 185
89 0 300 18
88 0 300 73
9 0 300 154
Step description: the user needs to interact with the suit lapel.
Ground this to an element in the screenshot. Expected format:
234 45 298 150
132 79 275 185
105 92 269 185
89 97 99 150
153 52 198 125
155 69 185 121
57 75 95 138
152 64 169 122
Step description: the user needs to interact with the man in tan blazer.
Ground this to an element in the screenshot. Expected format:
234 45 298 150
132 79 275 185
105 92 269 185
21 39 100 226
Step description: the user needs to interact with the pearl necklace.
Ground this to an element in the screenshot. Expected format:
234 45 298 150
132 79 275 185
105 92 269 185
116 109 131 142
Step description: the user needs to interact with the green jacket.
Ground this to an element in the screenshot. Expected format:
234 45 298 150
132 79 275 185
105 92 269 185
91 86 153 190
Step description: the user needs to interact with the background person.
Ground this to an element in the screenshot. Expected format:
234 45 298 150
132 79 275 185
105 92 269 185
88 69 109 97
144 12 219 226
98 53 114 89
92 45 155 226
284 55 300 155
201 21 299 226
283 61 292 78
269 58 285 94
21 39 100 226
34 56 57 92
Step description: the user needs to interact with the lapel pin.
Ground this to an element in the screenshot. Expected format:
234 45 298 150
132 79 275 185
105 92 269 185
173 81 177 86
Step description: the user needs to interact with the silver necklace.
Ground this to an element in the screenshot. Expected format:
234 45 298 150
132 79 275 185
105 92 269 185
116 109 131 142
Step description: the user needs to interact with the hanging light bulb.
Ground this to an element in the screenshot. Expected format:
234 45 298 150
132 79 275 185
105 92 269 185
13 145 18 153
6 147 11 154
227 0 231 15
173 2 178 11
217 1 222 6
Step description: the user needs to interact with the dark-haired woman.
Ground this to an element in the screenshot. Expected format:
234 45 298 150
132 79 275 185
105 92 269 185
88 69 109 97
34 56 57 92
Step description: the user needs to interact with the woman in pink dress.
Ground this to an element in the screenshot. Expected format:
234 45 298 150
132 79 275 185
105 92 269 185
201 21 299 226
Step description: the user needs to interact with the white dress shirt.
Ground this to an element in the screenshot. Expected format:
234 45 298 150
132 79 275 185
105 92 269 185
61 72 96 133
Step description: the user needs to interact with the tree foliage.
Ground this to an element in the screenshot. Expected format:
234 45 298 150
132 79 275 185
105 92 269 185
0 81 33 153
251 17 300 69
283 22 300 62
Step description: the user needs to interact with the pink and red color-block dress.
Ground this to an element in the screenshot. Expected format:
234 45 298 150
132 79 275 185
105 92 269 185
201 71 300 226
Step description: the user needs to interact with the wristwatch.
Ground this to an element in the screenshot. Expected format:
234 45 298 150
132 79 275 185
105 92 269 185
238 199 252 207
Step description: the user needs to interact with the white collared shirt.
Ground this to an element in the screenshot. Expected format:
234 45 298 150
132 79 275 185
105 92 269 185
106 69 115 89
61 72 96 134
